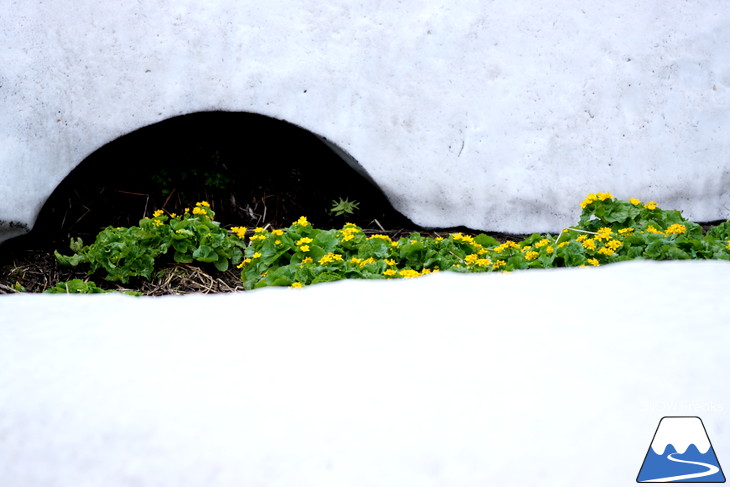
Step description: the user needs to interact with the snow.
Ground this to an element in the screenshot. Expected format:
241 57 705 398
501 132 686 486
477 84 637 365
1 260 729 486
2 1 730 242
650 417 712 455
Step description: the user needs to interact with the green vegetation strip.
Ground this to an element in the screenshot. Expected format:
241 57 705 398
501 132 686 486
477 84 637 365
51 193 730 292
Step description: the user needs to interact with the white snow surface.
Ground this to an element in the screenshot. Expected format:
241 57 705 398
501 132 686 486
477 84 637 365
2 1 730 242
1 260 729 486
650 417 712 455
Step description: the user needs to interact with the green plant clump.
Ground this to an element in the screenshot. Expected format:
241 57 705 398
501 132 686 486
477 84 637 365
329 197 360 217
44 279 141 295
55 202 245 283
54 193 730 291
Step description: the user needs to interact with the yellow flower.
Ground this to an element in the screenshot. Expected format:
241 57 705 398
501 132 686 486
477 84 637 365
475 258 491 267
580 192 613 208
597 247 615 256
350 257 362 265
368 234 392 241
618 227 634 235
494 241 520 252
646 225 664 235
169 213 177 218
236 258 252 269
558 241 570 248
452 233 475 244
253 227 265 233
301 257 313 264
294 216 309 227
605 240 623 251
296 237 313 245
596 227 612 240
492 260 506 269
629 198 641 205
340 226 361 238
383 269 397 276
525 251 539 261
299 245 310 252
582 238 596 250
546 246 554 254
435 237 444 242
275 240 281 245
399 269 421 278
644 201 658 210
152 209 164 218
272 229 284 236
465 254 479 265
359 257 376 267
534 238 551 248
152 219 163 227
665 224 687 235
579 193 597 208
192 206 207 216
576 235 588 242
252 252 262 259
196 201 210 207
291 282 303 288
342 234 355 242
249 234 266 242
318 253 344 265
231 226 247 239
587 258 599 266
385 259 397 266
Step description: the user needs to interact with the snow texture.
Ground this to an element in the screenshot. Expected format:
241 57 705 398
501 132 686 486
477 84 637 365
2 1 730 242
1 260 729 486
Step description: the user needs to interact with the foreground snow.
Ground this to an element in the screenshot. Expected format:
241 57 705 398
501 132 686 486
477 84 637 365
1 260 729 486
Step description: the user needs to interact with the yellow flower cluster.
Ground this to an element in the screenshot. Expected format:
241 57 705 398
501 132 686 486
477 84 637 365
618 227 634 236
294 216 309 227
579 192 614 209
368 234 392 241
296 237 313 252
665 224 687 235
646 225 664 235
153 209 164 218
230 226 247 239
493 241 520 253
236 258 252 269
318 253 344 265
452 233 475 244
340 224 361 242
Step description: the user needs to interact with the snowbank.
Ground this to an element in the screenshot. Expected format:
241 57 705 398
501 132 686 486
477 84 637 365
1 260 728 486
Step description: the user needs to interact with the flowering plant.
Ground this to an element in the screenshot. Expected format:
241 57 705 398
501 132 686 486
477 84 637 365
54 202 245 283
54 194 730 290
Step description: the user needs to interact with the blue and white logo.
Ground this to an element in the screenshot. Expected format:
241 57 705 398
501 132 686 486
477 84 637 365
637 416 725 483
